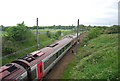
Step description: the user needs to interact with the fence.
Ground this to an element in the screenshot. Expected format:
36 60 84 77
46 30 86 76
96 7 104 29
1 38 54 59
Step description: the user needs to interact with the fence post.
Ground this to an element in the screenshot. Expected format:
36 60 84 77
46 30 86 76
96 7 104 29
0 26 2 66
36 18 39 49
76 19 79 54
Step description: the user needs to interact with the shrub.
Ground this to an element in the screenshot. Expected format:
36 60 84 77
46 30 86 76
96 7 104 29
104 25 120 34
83 28 103 43
2 46 16 55
6 26 34 41
46 31 51 38
2 25 35 55
56 31 61 36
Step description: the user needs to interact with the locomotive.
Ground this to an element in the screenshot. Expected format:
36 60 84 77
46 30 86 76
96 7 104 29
0 33 79 81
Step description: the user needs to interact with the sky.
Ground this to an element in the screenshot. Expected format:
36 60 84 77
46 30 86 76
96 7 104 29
0 0 119 26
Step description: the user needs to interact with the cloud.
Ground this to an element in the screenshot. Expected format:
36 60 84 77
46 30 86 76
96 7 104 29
0 0 119 26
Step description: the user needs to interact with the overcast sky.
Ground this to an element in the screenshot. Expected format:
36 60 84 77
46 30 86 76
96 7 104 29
0 0 119 26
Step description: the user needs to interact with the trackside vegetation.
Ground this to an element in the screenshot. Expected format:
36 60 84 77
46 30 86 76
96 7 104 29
61 25 119 79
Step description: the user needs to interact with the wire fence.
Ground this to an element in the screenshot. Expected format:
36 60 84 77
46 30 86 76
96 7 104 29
1 39 53 60
0 45 36 59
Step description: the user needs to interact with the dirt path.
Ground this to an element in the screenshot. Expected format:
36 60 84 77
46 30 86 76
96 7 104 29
43 32 86 80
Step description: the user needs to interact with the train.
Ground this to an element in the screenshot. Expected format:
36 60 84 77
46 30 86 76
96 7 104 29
0 33 79 81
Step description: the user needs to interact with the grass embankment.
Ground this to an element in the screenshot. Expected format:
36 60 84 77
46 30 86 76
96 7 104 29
62 28 118 79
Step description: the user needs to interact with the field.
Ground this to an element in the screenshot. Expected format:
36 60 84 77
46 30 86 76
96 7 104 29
31 29 73 35
32 29 72 32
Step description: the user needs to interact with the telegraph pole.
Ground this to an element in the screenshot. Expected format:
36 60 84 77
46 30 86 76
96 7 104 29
76 19 79 54
36 18 39 49
0 26 2 66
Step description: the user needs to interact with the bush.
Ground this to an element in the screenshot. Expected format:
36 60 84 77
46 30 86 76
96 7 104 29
6 26 34 41
56 31 61 36
2 25 35 55
46 31 51 38
2 46 16 55
46 31 62 40
104 25 120 34
83 28 103 43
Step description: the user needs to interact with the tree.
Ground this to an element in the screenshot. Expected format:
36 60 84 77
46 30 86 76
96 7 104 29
104 25 120 34
6 25 33 41
46 31 51 38
17 21 25 26
0 25 5 31
56 31 61 36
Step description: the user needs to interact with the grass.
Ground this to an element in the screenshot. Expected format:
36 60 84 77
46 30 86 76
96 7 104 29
61 34 118 79
32 29 73 36
32 29 72 32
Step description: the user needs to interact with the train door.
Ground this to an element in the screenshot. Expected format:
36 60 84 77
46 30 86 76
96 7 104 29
37 61 43 80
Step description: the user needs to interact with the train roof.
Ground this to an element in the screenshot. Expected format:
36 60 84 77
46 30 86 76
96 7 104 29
0 63 26 80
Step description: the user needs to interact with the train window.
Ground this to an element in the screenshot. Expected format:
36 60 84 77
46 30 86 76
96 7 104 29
65 44 68 50
53 54 57 60
63 48 64 52
66 42 71 49
67 44 69 48
61 48 63 53
60 50 62 55
60 48 64 54
65 45 67 50
68 42 71 46
56 52 59 58
49 55 54 64
63 47 66 51
58 50 61 56
17 76 28 81
31 69 37 80
44 54 57 70
22 76 28 81
44 60 48 69
44 59 51 70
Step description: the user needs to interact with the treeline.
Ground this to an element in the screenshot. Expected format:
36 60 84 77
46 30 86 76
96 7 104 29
1 23 115 31
1 25 76 31
31 25 76 29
